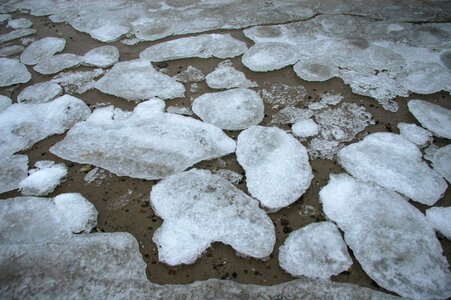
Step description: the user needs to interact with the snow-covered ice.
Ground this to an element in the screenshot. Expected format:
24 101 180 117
192 88 264 130
52 68 104 94
279 222 352 280
338 132 447 205
0 29 35 44
150 169 275 265
292 119 319 139
83 45 119 68
205 60 257 89
426 207 451 240
19 161 67 196
7 18 32 29
308 138 341 160
33 53 83 74
0 154 28 194
271 106 313 125
20 37 65 65
432 145 451 183
173 66 205 83
397 122 432 147
261 83 307 109
408 100 451 139
17 82 63 103
236 126 313 211
242 42 299 72
94 59 185 101
50 99 235 180
319 174 451 300
0 44 24 57
0 95 11 112
0 58 31 87
53 193 97 233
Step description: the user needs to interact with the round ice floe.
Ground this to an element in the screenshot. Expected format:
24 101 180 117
20 37 66 65
89 23 130 42
19 162 67 196
0 95 12 112
192 88 264 130
404 63 450 95
83 45 119 68
426 207 451 240
8 18 33 29
279 222 352 279
150 168 275 266
54 193 98 233
236 126 313 211
292 119 319 139
18 82 63 103
408 99 451 139
242 42 299 72
33 54 84 75
0 58 31 87
397 122 432 147
293 60 338 81
432 145 451 183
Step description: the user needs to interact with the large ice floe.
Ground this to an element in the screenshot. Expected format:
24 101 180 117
19 161 67 196
426 207 451 240
206 60 257 89
432 145 451 183
0 58 31 87
320 173 451 300
19 36 65 65
279 222 352 280
407 100 451 139
50 99 235 180
33 53 84 75
94 59 184 101
83 45 119 68
17 81 63 103
150 168 275 266
236 126 313 211
139 34 247 62
338 132 447 205
0 154 28 194
192 88 264 130
0 94 91 156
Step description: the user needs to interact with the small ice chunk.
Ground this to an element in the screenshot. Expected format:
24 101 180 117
338 132 447 205
173 66 205 83
242 42 299 72
215 169 243 185
0 14 10 23
308 137 341 160
432 145 451 183
0 95 11 112
121 37 140 46
0 29 35 44
52 69 104 94
0 154 28 194
54 193 98 233
271 106 314 125
166 106 193 116
279 222 352 279
150 169 275 265
21 37 34 45
33 53 84 75
140 33 247 62
236 126 313 211
261 83 307 109
189 83 198 92
0 58 31 87
292 119 319 139
7 18 33 29
205 60 257 89
408 100 451 139
20 37 65 65
320 93 343 106
17 82 63 103
84 167 109 185
424 144 439 162
319 174 451 300
308 102 327 110
0 45 24 57
426 207 451 240
397 122 432 147
95 59 185 101
192 88 264 130
83 45 119 68
19 162 67 196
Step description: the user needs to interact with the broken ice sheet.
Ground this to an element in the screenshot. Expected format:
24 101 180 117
432 145 451 183
424 144 439 162
20 37 66 65
338 132 447 205
236 126 313 211
83 45 119 68
0 154 28 194
50 99 235 180
33 53 84 75
426 207 451 240
0 58 31 87
205 60 257 90
19 161 67 196
242 42 300 72
397 122 432 147
261 83 307 109
173 66 205 83
308 137 341 160
7 18 32 29
408 99 451 139
52 69 104 94
192 88 264 130
0 29 35 44
279 222 352 280
139 33 247 62
320 174 451 300
94 59 185 101
150 168 275 266
271 106 313 125
17 82 63 103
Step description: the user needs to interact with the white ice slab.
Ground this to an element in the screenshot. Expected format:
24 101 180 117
33 53 83 74
83 45 119 68
205 60 256 89
242 42 299 72
0 58 31 87
0 154 28 194
432 145 451 183
292 119 319 139
0 45 24 57
426 207 451 240
20 37 65 65
397 122 432 147
7 18 32 29
17 82 63 103
19 161 67 196
408 100 451 139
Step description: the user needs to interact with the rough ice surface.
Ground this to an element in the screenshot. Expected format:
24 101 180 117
308 138 341 160
0 154 28 194
52 68 104 94
53 193 98 233
292 119 319 139
0 13 10 23
279 222 352 279
150 168 275 266
408 100 451 139
236 126 313 211
242 42 299 72
17 81 63 103
19 161 67 196
261 83 307 109
308 102 327 111
205 60 257 89
83 45 119 68
33 53 84 75
424 144 439 162
397 122 432 147
173 66 205 83
0 44 24 57
50 99 235 180
192 88 264 130
0 58 31 87
0 95 91 156
426 207 451 240
20 37 34 45
320 93 343 106
0 95 11 112
166 106 193 116
338 132 447 205
139 34 247 62
7 18 32 29
20 37 65 65
84 167 110 185
94 59 185 101
0 28 35 44
432 145 451 183
319 174 451 300
271 106 313 125
214 169 243 185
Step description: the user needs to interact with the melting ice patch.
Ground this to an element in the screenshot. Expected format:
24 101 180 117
18 82 63 103
52 69 104 94
173 66 205 83
205 60 257 90
0 154 28 194
432 145 451 183
0 58 31 87
150 169 275 266
83 45 119 68
20 37 65 65
426 207 451 240
408 100 451 139
19 161 67 196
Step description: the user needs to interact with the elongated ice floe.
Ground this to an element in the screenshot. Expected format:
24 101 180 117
0 44 24 57
150 168 275 265
20 37 65 65
50 99 235 180
205 60 257 89
432 145 451 183
407 100 451 139
17 81 63 103
0 28 35 44
0 58 31 87
397 122 432 147
236 126 313 211
33 53 84 74
83 45 119 68
19 161 67 196
320 173 451 300
8 18 32 29
426 207 451 240
0 154 28 194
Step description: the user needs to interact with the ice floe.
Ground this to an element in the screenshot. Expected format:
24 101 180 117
242 42 299 72
94 59 185 101
83 45 119 68
53 193 97 233
20 37 65 65
426 207 451 240
173 66 205 83
50 99 235 180
0 95 11 112
205 60 257 89
150 168 275 265
192 88 264 130
52 68 104 94
236 126 313 211
432 145 451 183
397 122 432 147
7 18 32 29
33 53 83 74
0 154 28 194
0 14 10 23
0 44 24 57
0 58 31 87
279 222 352 279
320 174 451 300
0 29 35 44
261 83 307 109
19 161 67 196
17 81 63 103
292 119 319 139
408 100 451 139
338 132 447 205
